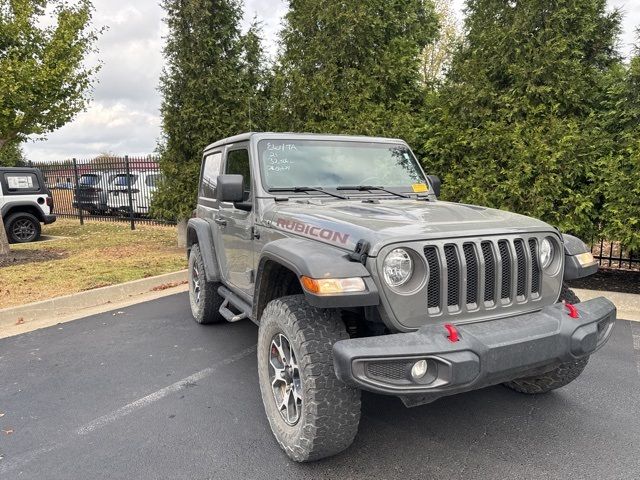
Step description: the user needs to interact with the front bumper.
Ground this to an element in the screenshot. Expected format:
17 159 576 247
333 297 616 406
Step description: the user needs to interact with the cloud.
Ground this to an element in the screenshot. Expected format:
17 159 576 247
23 0 639 162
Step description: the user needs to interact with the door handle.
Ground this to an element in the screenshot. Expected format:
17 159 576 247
214 217 227 227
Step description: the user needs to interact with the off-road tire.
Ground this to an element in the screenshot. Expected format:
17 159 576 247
503 284 589 394
257 295 361 462
5 212 41 243
188 244 225 324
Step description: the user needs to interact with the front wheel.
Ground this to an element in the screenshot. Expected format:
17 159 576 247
257 295 361 462
503 284 589 394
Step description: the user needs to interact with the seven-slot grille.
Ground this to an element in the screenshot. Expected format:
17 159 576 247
424 237 542 314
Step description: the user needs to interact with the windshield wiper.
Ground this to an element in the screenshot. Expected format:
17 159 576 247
336 185 411 199
268 186 348 200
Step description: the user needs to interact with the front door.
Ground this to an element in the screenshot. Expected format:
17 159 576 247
216 144 255 295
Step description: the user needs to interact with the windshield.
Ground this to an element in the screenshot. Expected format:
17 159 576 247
257 140 426 190
113 174 138 187
79 174 99 186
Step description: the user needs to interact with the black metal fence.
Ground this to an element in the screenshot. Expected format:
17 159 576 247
591 240 639 271
33 156 170 229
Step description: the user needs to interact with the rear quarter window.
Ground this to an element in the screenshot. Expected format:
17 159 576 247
3 173 40 192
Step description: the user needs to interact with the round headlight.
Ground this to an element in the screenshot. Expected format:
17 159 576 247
383 248 413 287
540 238 554 269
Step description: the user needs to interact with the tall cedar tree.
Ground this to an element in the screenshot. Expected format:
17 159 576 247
270 0 439 146
599 34 640 250
155 0 268 219
420 0 621 239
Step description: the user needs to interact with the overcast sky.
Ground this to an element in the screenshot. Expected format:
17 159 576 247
24 0 640 162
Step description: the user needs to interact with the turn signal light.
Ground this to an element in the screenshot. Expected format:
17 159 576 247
575 252 596 267
300 276 366 295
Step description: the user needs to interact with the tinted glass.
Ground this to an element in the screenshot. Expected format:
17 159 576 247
201 152 222 198
113 174 138 187
145 174 160 187
257 140 425 189
225 148 251 201
79 174 99 186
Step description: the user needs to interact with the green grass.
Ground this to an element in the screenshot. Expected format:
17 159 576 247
0 219 186 309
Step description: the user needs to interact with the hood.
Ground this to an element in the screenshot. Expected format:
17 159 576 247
263 198 554 255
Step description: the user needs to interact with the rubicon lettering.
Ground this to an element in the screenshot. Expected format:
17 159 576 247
276 218 350 245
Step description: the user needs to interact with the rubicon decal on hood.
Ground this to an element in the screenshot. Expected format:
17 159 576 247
276 218 350 245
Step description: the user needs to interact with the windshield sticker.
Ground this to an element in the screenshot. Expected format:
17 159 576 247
412 183 428 193
266 142 298 152
276 218 350 245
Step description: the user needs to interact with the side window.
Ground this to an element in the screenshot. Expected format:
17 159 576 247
201 152 223 198
145 174 160 187
225 148 251 200
4 173 40 192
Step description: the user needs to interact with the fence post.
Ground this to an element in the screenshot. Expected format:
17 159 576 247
125 155 135 231
72 157 84 226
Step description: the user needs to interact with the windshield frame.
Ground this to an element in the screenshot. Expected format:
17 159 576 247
255 138 429 197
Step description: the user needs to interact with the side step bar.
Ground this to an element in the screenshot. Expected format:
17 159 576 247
218 286 252 323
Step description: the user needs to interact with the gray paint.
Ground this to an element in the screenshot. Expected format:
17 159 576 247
191 132 598 332
333 297 616 403
186 218 221 282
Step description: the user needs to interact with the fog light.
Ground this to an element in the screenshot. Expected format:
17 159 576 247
411 360 428 379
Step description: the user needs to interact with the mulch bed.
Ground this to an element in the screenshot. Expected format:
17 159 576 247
568 268 640 295
0 250 67 268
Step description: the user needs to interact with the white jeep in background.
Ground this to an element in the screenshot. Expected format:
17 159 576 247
1 167 56 243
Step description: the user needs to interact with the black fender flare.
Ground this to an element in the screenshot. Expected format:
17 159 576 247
562 234 598 280
255 237 379 311
186 218 221 282
1 201 45 221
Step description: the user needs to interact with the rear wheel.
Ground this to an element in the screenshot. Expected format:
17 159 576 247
188 244 224 324
503 284 589 394
257 295 361 462
6 212 41 243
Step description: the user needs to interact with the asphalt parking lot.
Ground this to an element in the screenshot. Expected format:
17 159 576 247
1 292 639 479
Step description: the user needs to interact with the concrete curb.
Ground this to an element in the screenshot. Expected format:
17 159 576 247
0 270 188 329
573 288 640 322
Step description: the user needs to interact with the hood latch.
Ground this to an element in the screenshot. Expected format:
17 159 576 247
348 240 370 265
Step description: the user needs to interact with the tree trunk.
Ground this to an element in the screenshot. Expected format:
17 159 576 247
176 218 188 248
0 215 10 255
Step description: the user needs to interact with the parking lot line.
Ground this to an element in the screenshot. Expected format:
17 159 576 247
76 344 256 435
630 322 640 377
0 345 256 476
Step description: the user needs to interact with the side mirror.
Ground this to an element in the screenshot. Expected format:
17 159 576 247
427 175 441 197
217 174 244 203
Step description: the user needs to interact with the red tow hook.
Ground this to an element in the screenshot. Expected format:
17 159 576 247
564 301 580 319
444 323 460 342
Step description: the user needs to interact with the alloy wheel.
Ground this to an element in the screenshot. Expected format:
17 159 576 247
12 219 36 242
191 264 201 305
269 333 302 425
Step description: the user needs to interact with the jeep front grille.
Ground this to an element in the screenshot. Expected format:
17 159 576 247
423 237 543 315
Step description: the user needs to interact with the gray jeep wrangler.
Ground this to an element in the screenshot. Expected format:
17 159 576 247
186 133 616 462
